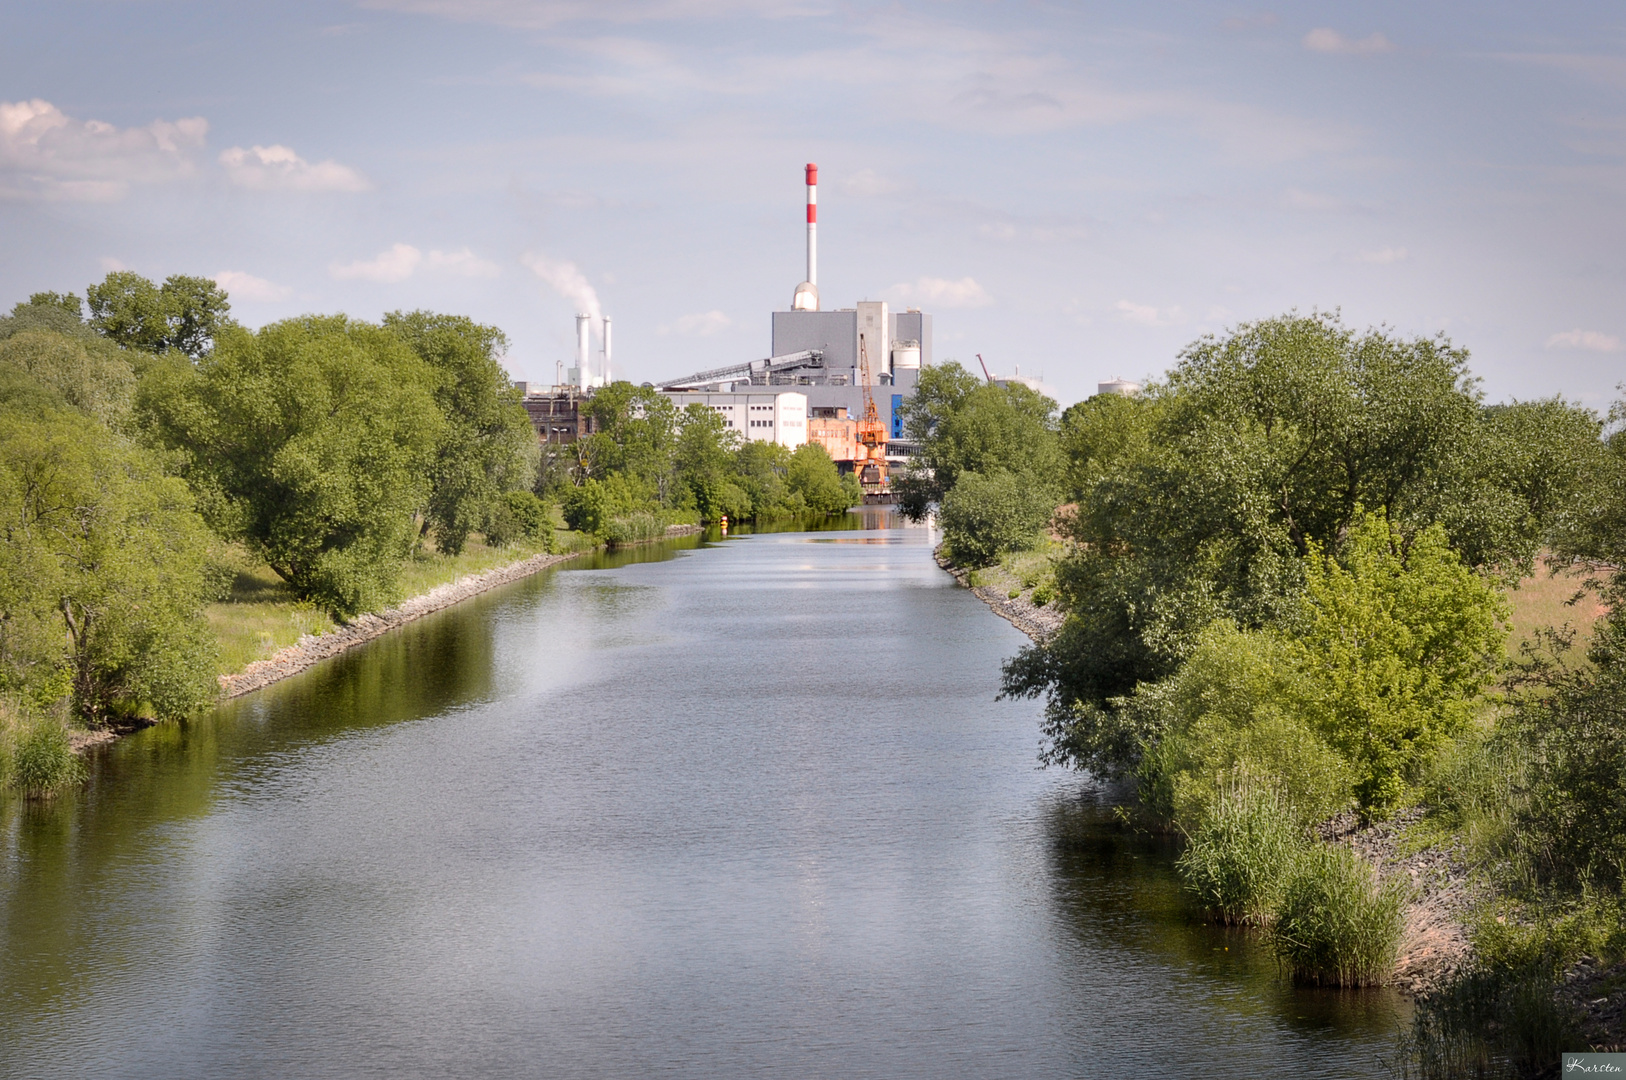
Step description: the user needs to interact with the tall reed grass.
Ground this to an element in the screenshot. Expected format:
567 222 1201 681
1270 843 1404 986
1176 784 1304 925
0 697 84 797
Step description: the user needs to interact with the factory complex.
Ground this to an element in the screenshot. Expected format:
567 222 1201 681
511 163 938 497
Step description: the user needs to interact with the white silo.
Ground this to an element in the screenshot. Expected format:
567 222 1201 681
891 339 921 372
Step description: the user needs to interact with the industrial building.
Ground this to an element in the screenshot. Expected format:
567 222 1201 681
517 161 939 494
659 389 808 449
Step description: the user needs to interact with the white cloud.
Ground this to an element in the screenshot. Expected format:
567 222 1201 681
1115 300 1184 326
331 243 423 282
1357 246 1409 264
213 270 292 302
330 244 501 282
0 98 206 200
1303 28 1396 55
1546 329 1623 353
661 310 732 336
890 276 992 309
426 247 502 277
522 252 603 325
219 144 370 193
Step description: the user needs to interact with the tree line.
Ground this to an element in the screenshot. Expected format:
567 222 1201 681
0 273 541 742
902 312 1626 1047
553 381 860 543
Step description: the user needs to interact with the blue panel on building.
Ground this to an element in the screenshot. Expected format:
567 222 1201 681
891 394 904 439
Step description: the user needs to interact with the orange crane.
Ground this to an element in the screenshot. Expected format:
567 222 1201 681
855 338 888 497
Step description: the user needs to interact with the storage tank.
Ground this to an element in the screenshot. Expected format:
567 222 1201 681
1097 377 1141 397
891 339 921 371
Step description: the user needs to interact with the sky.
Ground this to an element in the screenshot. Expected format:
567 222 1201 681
3 1 1625 410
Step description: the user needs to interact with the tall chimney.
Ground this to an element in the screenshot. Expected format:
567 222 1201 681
601 315 612 386
575 313 591 390
806 162 817 288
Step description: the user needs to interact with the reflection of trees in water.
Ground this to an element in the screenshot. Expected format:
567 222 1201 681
1039 784 1408 1038
0 592 506 1019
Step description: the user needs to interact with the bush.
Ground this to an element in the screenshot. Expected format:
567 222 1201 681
938 469 1054 568
1134 621 1355 829
1506 614 1626 892
484 490 552 549
1176 784 1305 925
9 716 83 797
1270 843 1404 986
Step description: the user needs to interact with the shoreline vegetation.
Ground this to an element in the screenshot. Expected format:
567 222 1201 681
899 313 1626 1076
0 273 856 800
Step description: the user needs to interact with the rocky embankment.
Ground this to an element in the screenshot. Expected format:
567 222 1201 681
933 549 1064 641
938 545 1473 996
219 549 581 699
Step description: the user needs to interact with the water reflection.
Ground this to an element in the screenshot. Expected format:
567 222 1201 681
2 519 1404 1079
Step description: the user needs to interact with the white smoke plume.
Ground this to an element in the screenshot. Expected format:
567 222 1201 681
522 252 602 337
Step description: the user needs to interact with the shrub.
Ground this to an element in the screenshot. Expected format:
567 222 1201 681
938 469 1054 568
10 717 83 797
1031 583 1054 607
1176 784 1305 925
1291 513 1509 810
1506 613 1626 892
1135 621 1355 829
484 490 552 549
1270 843 1404 986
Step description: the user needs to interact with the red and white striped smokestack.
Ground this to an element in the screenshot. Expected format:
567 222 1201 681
805 162 817 288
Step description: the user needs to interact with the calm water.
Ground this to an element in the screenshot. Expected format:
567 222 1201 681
0 514 1404 1078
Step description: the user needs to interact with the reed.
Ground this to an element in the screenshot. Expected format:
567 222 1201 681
1270 843 1404 986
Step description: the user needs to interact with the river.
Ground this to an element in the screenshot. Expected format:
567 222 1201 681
0 513 1404 1078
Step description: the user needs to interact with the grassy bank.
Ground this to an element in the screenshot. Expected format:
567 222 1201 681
208 526 593 678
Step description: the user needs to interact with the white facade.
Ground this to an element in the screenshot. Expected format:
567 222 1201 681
660 389 808 449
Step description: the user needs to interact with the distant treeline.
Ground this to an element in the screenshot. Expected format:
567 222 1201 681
901 312 1626 1062
553 382 861 544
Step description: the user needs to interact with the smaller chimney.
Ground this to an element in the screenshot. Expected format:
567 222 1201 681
602 315 613 385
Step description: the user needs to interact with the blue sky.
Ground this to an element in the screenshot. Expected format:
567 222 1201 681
3 1 1624 409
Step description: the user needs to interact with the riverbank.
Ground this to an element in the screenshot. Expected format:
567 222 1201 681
217 547 586 700
936 543 1470 997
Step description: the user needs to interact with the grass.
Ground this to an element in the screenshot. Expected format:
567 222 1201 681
1503 561 1608 660
1269 843 1405 987
961 539 1063 605
1176 784 1306 926
0 696 83 797
208 524 590 678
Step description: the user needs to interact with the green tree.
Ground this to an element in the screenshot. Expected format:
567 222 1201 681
733 440 797 516
0 401 219 724
138 315 442 617
937 469 1053 567
1291 513 1509 808
579 383 680 499
895 362 1059 518
674 403 746 521
86 271 231 359
0 329 136 428
382 311 539 555
784 441 859 514
1004 314 1593 769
